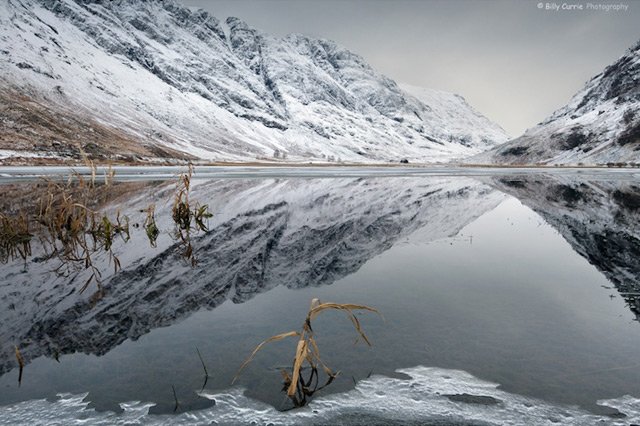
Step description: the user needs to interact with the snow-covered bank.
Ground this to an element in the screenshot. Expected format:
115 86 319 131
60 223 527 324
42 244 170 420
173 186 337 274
1 365 637 425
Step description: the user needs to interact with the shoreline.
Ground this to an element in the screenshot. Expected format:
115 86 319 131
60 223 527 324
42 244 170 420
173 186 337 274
1 164 638 182
1 159 639 169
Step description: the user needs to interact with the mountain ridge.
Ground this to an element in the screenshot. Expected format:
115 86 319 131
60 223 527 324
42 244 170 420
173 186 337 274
0 0 509 164
471 39 640 166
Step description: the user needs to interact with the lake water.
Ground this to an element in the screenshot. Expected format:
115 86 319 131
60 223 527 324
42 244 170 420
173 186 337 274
0 168 639 425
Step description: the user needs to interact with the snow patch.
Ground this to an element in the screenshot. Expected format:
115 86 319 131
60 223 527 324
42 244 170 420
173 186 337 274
0 366 638 425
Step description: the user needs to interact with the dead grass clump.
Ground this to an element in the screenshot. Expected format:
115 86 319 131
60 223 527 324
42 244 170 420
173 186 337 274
0 213 32 264
1 163 214 293
36 172 129 293
171 164 212 266
144 204 160 247
234 298 380 407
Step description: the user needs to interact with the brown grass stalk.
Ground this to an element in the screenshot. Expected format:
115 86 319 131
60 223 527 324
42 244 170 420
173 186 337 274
233 298 381 406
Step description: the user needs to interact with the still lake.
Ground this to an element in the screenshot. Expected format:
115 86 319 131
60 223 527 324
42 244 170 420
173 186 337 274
0 168 639 425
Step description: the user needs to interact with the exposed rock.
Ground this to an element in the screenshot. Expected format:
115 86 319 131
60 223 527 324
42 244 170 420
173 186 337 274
0 0 508 163
473 40 640 165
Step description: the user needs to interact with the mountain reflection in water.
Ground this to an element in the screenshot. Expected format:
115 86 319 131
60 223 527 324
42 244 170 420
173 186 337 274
488 176 640 320
0 172 639 416
0 176 502 376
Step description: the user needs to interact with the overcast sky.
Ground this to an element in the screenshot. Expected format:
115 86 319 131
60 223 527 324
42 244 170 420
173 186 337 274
182 0 639 137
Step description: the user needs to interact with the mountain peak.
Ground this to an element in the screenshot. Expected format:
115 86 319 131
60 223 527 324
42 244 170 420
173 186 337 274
225 16 252 31
0 0 508 164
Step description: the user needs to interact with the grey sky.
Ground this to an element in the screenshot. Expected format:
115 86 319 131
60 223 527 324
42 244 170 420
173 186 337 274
182 0 640 137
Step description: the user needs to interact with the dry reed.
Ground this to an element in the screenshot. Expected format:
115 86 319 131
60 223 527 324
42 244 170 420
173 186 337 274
171 164 212 266
234 298 380 407
14 346 25 386
0 164 212 294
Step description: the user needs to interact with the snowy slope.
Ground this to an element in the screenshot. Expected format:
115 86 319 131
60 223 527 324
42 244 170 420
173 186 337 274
472 40 640 165
400 83 508 151
0 0 508 164
0 176 504 375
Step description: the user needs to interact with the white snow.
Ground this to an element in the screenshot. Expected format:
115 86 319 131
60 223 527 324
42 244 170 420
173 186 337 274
0 366 638 425
400 83 509 151
0 0 509 163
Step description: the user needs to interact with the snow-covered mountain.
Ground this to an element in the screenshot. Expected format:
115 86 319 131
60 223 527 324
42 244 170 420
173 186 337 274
0 0 508 164
0 176 504 376
400 84 507 152
472 40 640 166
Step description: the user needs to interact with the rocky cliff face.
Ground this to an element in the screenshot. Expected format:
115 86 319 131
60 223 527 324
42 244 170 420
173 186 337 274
0 176 504 376
0 0 508 164
473 40 640 165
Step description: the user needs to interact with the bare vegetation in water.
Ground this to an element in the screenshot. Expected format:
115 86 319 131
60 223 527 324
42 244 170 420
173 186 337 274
0 163 213 293
171 164 212 266
0 165 130 293
36 169 130 293
143 204 159 248
234 298 381 407
1 164 216 383
0 212 32 264
14 346 25 386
